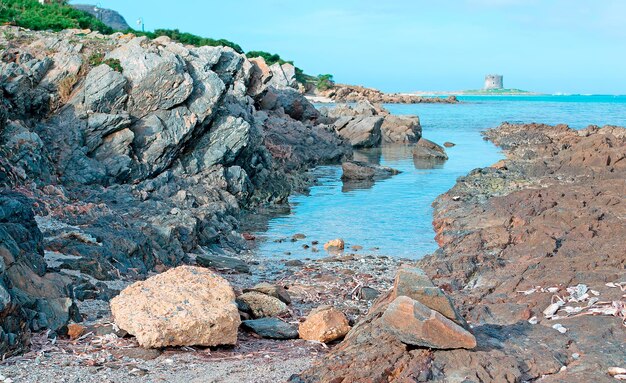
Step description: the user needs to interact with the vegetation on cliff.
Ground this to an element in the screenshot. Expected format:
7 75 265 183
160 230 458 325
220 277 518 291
0 0 330 87
0 0 113 33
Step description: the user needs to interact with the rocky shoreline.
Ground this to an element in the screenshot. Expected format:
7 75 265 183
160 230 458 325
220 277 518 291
314 84 459 104
294 123 626 382
0 24 624 383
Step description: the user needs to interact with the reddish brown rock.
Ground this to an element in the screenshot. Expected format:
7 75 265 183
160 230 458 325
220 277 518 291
298 306 351 343
381 296 476 349
293 123 626 383
392 266 467 327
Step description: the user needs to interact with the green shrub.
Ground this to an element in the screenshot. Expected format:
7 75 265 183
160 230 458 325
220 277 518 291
88 52 104 66
103 58 122 72
136 28 243 53
316 74 335 91
0 0 113 34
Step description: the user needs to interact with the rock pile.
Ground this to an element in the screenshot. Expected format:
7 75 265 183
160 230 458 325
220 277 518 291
320 101 422 146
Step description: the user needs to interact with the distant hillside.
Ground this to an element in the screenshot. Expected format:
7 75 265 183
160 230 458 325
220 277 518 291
71 4 130 31
460 88 534 95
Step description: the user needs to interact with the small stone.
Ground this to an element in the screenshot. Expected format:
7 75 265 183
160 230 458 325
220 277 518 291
244 282 291 304
323 239 345 251
67 323 86 340
299 306 351 343
443 142 456 147
359 287 380 301
293 233 306 240
351 245 363 251
242 318 299 339
237 292 288 318
284 260 304 267
381 296 476 349
552 323 567 334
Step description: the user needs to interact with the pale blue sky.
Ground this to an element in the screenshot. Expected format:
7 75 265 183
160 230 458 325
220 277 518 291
74 0 626 94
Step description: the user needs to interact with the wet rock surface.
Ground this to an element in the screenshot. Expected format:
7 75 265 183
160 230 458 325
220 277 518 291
294 123 626 382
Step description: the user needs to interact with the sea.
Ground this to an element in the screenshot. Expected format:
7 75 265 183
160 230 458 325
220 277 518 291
250 95 626 259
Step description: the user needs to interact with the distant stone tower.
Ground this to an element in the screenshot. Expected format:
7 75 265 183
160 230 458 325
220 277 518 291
484 74 504 90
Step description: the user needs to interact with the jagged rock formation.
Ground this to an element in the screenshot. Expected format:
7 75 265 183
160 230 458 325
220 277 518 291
294 123 626 382
0 26 350 355
71 4 131 31
320 101 422 146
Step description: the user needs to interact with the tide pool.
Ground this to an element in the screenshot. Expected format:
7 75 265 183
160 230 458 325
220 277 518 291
251 95 626 259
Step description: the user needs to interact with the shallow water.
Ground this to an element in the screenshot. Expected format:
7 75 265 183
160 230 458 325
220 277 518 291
252 95 626 259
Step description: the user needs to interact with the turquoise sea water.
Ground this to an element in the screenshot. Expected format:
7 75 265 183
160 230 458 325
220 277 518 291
252 95 626 259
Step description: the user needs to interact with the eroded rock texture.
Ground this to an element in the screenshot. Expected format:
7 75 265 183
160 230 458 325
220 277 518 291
294 123 626 382
0 26 350 354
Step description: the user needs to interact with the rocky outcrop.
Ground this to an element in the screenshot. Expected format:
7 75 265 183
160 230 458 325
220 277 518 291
320 101 421 146
0 192 78 357
71 4 131 31
0 26 350 354
294 123 626 382
110 266 240 348
317 84 459 104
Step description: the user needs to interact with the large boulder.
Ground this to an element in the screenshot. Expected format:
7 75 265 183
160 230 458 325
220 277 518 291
110 266 240 348
335 116 383 148
106 37 194 117
381 115 421 143
412 138 448 160
392 266 467 327
82 64 128 113
381 296 476 349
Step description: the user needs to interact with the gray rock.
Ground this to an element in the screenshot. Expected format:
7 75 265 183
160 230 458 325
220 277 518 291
196 254 250 273
381 115 421 144
244 282 291 304
242 318 298 339
341 160 400 181
85 112 132 152
412 138 448 160
83 64 128 113
336 116 383 148
107 38 194 117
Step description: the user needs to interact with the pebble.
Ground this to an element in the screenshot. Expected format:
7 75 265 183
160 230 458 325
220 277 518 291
552 323 567 333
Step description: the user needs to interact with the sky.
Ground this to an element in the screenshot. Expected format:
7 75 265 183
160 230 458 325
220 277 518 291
72 0 626 94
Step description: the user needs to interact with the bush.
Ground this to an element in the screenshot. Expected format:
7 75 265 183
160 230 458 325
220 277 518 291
136 29 243 54
316 74 335 91
0 0 113 34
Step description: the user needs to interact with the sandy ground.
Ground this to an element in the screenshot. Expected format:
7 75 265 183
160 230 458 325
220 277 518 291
0 245 405 383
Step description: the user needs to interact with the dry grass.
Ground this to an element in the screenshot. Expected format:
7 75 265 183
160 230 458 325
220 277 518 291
57 74 78 103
